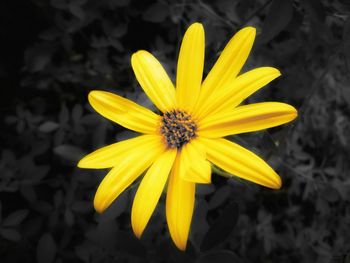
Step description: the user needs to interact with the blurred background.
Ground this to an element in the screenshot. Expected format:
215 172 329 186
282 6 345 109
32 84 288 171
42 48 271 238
1 0 350 262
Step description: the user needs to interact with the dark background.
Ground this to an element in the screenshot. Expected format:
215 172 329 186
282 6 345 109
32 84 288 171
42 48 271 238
1 0 350 262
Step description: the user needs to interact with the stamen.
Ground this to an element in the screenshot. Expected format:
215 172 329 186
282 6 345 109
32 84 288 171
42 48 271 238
160 110 197 149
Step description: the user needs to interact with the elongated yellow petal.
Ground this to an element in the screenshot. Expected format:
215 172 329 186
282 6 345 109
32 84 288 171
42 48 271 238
199 137 281 189
89 90 160 134
176 23 205 112
195 27 256 114
198 102 297 138
180 140 211 184
78 135 162 169
131 149 177 238
131 50 176 112
166 155 195 250
93 139 165 213
196 67 281 118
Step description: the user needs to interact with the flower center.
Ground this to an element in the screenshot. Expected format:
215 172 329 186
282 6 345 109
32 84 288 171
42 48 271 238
160 110 197 149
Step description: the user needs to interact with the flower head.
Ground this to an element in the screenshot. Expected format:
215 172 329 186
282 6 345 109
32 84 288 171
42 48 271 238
78 22 297 250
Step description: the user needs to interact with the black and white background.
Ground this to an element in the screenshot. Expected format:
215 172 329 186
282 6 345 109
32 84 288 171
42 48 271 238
1 0 350 262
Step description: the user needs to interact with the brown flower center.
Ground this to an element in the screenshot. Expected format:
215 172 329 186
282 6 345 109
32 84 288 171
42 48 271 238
160 110 197 149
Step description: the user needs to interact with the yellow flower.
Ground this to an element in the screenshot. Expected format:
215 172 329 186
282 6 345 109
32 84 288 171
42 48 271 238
78 23 297 250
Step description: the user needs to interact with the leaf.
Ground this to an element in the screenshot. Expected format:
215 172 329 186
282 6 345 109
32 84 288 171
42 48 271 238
37 233 57 263
24 43 55 73
39 28 61 41
50 0 67 10
71 201 92 213
2 209 29 227
208 186 231 209
345 253 350 263
196 184 215 196
112 25 127 38
259 0 294 44
191 200 209 242
72 104 83 123
80 114 100 125
54 144 85 163
303 0 325 23
200 202 239 251
199 250 242 263
343 16 350 73
33 165 50 182
59 104 69 125
339 0 350 10
86 221 118 249
86 221 146 257
64 209 75 226
69 3 85 20
75 242 96 262
91 36 110 48
142 3 169 23
114 230 146 257
32 201 53 214
38 121 59 133
322 187 340 203
109 39 124 52
0 228 21 242
97 192 127 222
20 185 37 203
110 0 129 7
31 140 50 155
169 4 185 23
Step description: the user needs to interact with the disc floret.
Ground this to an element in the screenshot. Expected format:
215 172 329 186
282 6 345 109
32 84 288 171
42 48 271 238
160 110 197 149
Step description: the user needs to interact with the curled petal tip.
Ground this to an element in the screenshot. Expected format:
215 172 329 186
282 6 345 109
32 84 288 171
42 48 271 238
274 68 282 77
285 104 298 121
88 90 103 107
93 197 106 214
187 22 204 34
88 90 101 99
272 176 282 189
190 22 203 27
77 155 94 168
264 169 282 189
94 207 104 214
174 242 187 251
131 217 144 239
132 228 142 239
131 50 147 59
242 26 256 36
77 159 85 168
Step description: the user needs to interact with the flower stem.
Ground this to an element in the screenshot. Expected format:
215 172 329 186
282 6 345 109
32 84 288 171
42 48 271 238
212 165 232 179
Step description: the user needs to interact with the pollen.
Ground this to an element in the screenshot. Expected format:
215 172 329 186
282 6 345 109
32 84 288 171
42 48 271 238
160 110 197 149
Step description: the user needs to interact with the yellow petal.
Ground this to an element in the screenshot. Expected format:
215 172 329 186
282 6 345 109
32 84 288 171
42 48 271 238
176 23 205 112
196 67 281 119
88 90 160 134
131 149 177 238
166 154 195 250
180 140 211 184
195 27 256 114
199 137 281 189
78 135 162 169
198 102 297 138
93 139 165 213
131 50 176 113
